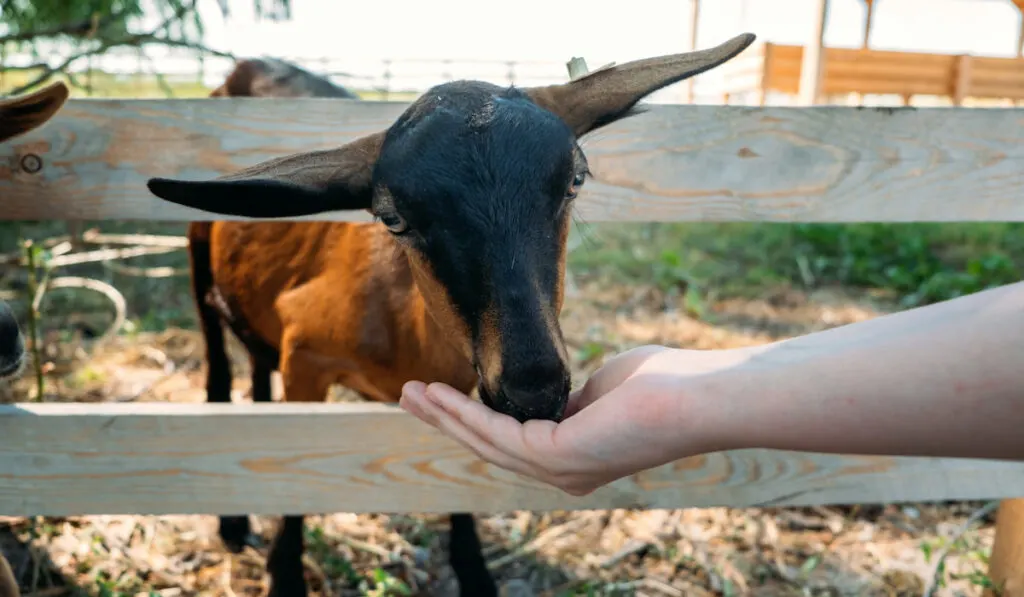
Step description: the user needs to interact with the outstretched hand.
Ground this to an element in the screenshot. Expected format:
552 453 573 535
400 345 745 495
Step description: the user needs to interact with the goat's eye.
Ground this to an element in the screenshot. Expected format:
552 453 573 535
566 171 585 199
379 211 408 234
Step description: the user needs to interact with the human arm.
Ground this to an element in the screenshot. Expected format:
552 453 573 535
400 281 1024 495
708 279 1024 460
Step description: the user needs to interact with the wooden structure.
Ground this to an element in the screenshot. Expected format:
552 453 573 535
720 40 1024 106
695 0 1024 106
4 97 1024 591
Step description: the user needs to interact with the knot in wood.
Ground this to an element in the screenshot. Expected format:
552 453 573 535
20 153 42 174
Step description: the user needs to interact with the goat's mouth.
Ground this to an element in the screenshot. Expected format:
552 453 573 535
0 350 27 382
476 375 570 424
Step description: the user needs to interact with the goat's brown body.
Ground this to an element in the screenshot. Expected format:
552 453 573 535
196 219 477 402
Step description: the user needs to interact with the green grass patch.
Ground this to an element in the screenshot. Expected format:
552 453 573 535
568 221 1024 307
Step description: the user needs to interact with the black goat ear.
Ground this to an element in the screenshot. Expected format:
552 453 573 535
146 131 384 218
524 33 756 136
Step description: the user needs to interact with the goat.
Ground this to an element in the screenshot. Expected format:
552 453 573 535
0 79 71 597
210 57 359 99
145 33 756 597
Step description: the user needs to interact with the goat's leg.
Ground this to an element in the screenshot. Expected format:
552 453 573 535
189 226 257 553
449 513 498 597
0 552 19 597
266 516 308 597
251 355 274 403
207 349 254 551
267 340 334 597
218 357 278 553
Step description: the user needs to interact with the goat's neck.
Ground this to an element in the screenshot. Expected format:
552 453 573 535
385 241 479 393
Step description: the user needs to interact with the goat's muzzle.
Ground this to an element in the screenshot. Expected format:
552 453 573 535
0 301 26 381
479 366 571 424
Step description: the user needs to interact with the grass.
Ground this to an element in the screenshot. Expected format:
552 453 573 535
568 221 1024 311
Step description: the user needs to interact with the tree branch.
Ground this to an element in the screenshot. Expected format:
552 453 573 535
3 0 236 96
0 11 129 45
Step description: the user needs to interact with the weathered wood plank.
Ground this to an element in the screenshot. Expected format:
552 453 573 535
3 98 1024 222
1 402 1023 517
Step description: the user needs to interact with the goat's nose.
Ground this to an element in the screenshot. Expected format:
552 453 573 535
498 375 571 423
0 301 25 379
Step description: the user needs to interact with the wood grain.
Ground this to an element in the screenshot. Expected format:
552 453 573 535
2 402 1023 517
3 98 1024 222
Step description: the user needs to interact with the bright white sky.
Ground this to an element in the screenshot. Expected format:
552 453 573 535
90 0 1023 100
191 0 1023 63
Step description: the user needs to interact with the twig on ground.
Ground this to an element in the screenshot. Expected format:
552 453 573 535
36 277 127 343
923 500 999 597
81 231 188 248
642 577 684 597
487 514 599 571
600 539 649 568
337 535 395 560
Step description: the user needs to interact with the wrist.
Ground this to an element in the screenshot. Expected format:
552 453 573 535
663 344 777 455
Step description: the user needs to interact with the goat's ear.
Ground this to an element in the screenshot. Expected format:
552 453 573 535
525 33 756 137
146 131 384 218
0 81 70 144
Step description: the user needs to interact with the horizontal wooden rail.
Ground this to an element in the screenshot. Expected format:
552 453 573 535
1 402 1023 517
3 98 1024 222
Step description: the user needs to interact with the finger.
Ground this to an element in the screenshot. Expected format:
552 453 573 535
571 345 665 413
405 389 541 479
400 392 437 426
426 382 562 465
400 380 437 424
563 387 586 418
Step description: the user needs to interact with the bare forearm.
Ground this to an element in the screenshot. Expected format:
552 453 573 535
697 282 1024 460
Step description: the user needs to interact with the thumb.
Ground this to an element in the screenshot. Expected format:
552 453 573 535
566 345 665 416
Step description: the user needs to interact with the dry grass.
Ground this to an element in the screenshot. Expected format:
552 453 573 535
0 279 999 597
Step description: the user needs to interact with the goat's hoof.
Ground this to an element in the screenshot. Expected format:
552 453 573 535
221 532 263 553
457 580 501 597
267 578 308 597
498 579 535 597
218 516 262 553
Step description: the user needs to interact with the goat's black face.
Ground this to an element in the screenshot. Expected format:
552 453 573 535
144 32 758 423
0 300 26 382
373 82 581 422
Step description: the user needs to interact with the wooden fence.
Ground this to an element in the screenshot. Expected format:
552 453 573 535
719 41 1024 106
1 98 1024 518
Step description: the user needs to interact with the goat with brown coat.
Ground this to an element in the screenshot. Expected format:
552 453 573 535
209 57 359 99
0 80 71 597
147 35 757 597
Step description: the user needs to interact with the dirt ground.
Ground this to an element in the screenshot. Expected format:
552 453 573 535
0 276 1000 597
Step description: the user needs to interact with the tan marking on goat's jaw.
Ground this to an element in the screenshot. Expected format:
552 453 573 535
404 250 474 363
548 213 572 367
553 213 570 315
477 304 503 385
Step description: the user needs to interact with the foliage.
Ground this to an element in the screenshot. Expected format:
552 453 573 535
568 221 1024 309
0 0 292 95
